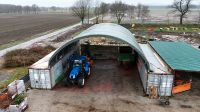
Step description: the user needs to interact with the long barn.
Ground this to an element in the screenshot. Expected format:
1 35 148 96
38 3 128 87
28 23 200 98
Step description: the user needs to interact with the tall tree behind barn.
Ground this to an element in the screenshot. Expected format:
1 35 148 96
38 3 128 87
141 5 150 23
171 0 192 25
100 2 109 22
94 0 100 24
71 0 88 24
136 4 142 21
198 9 200 27
127 5 136 23
110 1 128 24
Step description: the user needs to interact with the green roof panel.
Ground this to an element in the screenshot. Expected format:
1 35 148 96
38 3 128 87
149 41 200 72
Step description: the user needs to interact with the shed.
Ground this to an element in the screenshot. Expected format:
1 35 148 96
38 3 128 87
138 43 174 96
149 41 200 94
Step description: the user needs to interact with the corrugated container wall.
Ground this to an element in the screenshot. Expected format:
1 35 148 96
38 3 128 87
137 56 148 92
147 74 174 96
29 69 51 89
29 41 80 89
137 56 174 96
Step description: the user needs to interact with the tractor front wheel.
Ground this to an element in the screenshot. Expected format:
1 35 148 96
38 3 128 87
78 78 85 88
88 68 91 76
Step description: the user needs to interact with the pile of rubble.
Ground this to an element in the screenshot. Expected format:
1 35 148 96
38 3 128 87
161 34 200 49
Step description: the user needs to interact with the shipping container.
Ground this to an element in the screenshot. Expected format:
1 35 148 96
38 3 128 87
147 74 174 96
138 44 174 96
137 56 148 92
29 69 51 89
29 41 80 89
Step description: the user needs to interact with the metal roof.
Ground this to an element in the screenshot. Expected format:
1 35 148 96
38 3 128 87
49 23 150 69
149 41 200 72
29 51 55 69
139 44 169 74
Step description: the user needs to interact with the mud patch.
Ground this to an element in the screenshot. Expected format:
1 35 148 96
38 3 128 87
52 101 107 112
52 101 69 106
180 105 192 108
120 99 137 105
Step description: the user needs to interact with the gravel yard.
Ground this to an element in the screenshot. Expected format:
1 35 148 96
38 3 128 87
26 60 200 112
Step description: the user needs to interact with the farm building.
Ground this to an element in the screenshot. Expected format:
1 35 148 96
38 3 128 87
138 43 173 97
149 41 200 94
28 23 200 98
29 23 147 89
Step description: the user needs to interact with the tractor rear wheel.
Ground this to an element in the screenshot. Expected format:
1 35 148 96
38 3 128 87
64 78 71 87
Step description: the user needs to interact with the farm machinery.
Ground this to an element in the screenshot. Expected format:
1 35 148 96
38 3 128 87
64 55 91 88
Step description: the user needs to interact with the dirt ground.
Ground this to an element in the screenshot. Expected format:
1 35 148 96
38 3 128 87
0 13 80 45
26 60 200 112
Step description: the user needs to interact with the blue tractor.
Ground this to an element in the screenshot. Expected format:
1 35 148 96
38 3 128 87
64 55 91 88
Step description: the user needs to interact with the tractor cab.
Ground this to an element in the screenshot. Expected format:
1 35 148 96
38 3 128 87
64 55 91 88
73 60 82 67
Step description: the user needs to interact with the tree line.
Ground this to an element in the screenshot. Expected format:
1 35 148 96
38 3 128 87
0 4 41 13
0 4 68 14
71 0 150 24
72 0 199 25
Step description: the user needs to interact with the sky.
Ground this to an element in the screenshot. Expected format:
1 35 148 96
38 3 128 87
0 0 199 7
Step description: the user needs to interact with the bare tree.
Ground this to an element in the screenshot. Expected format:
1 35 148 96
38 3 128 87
50 6 57 12
136 4 142 20
71 0 88 24
171 0 192 24
32 4 39 14
110 1 128 24
0 4 47 14
86 0 92 24
198 10 200 27
127 5 135 22
141 5 150 23
16 5 22 14
23 6 31 13
94 0 100 24
100 2 109 22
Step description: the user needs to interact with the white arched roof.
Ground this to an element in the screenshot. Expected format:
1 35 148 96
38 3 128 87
49 23 150 69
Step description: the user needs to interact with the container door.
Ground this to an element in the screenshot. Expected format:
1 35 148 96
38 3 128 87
29 69 39 88
159 75 174 96
29 69 51 89
40 70 46 89
147 74 174 96
147 74 159 94
37 70 51 89
34 70 40 88
29 69 35 88
44 70 51 89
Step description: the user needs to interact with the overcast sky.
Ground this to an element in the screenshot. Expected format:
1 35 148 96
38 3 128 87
0 0 199 7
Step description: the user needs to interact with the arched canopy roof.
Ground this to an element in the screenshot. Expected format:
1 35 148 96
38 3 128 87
49 23 150 70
